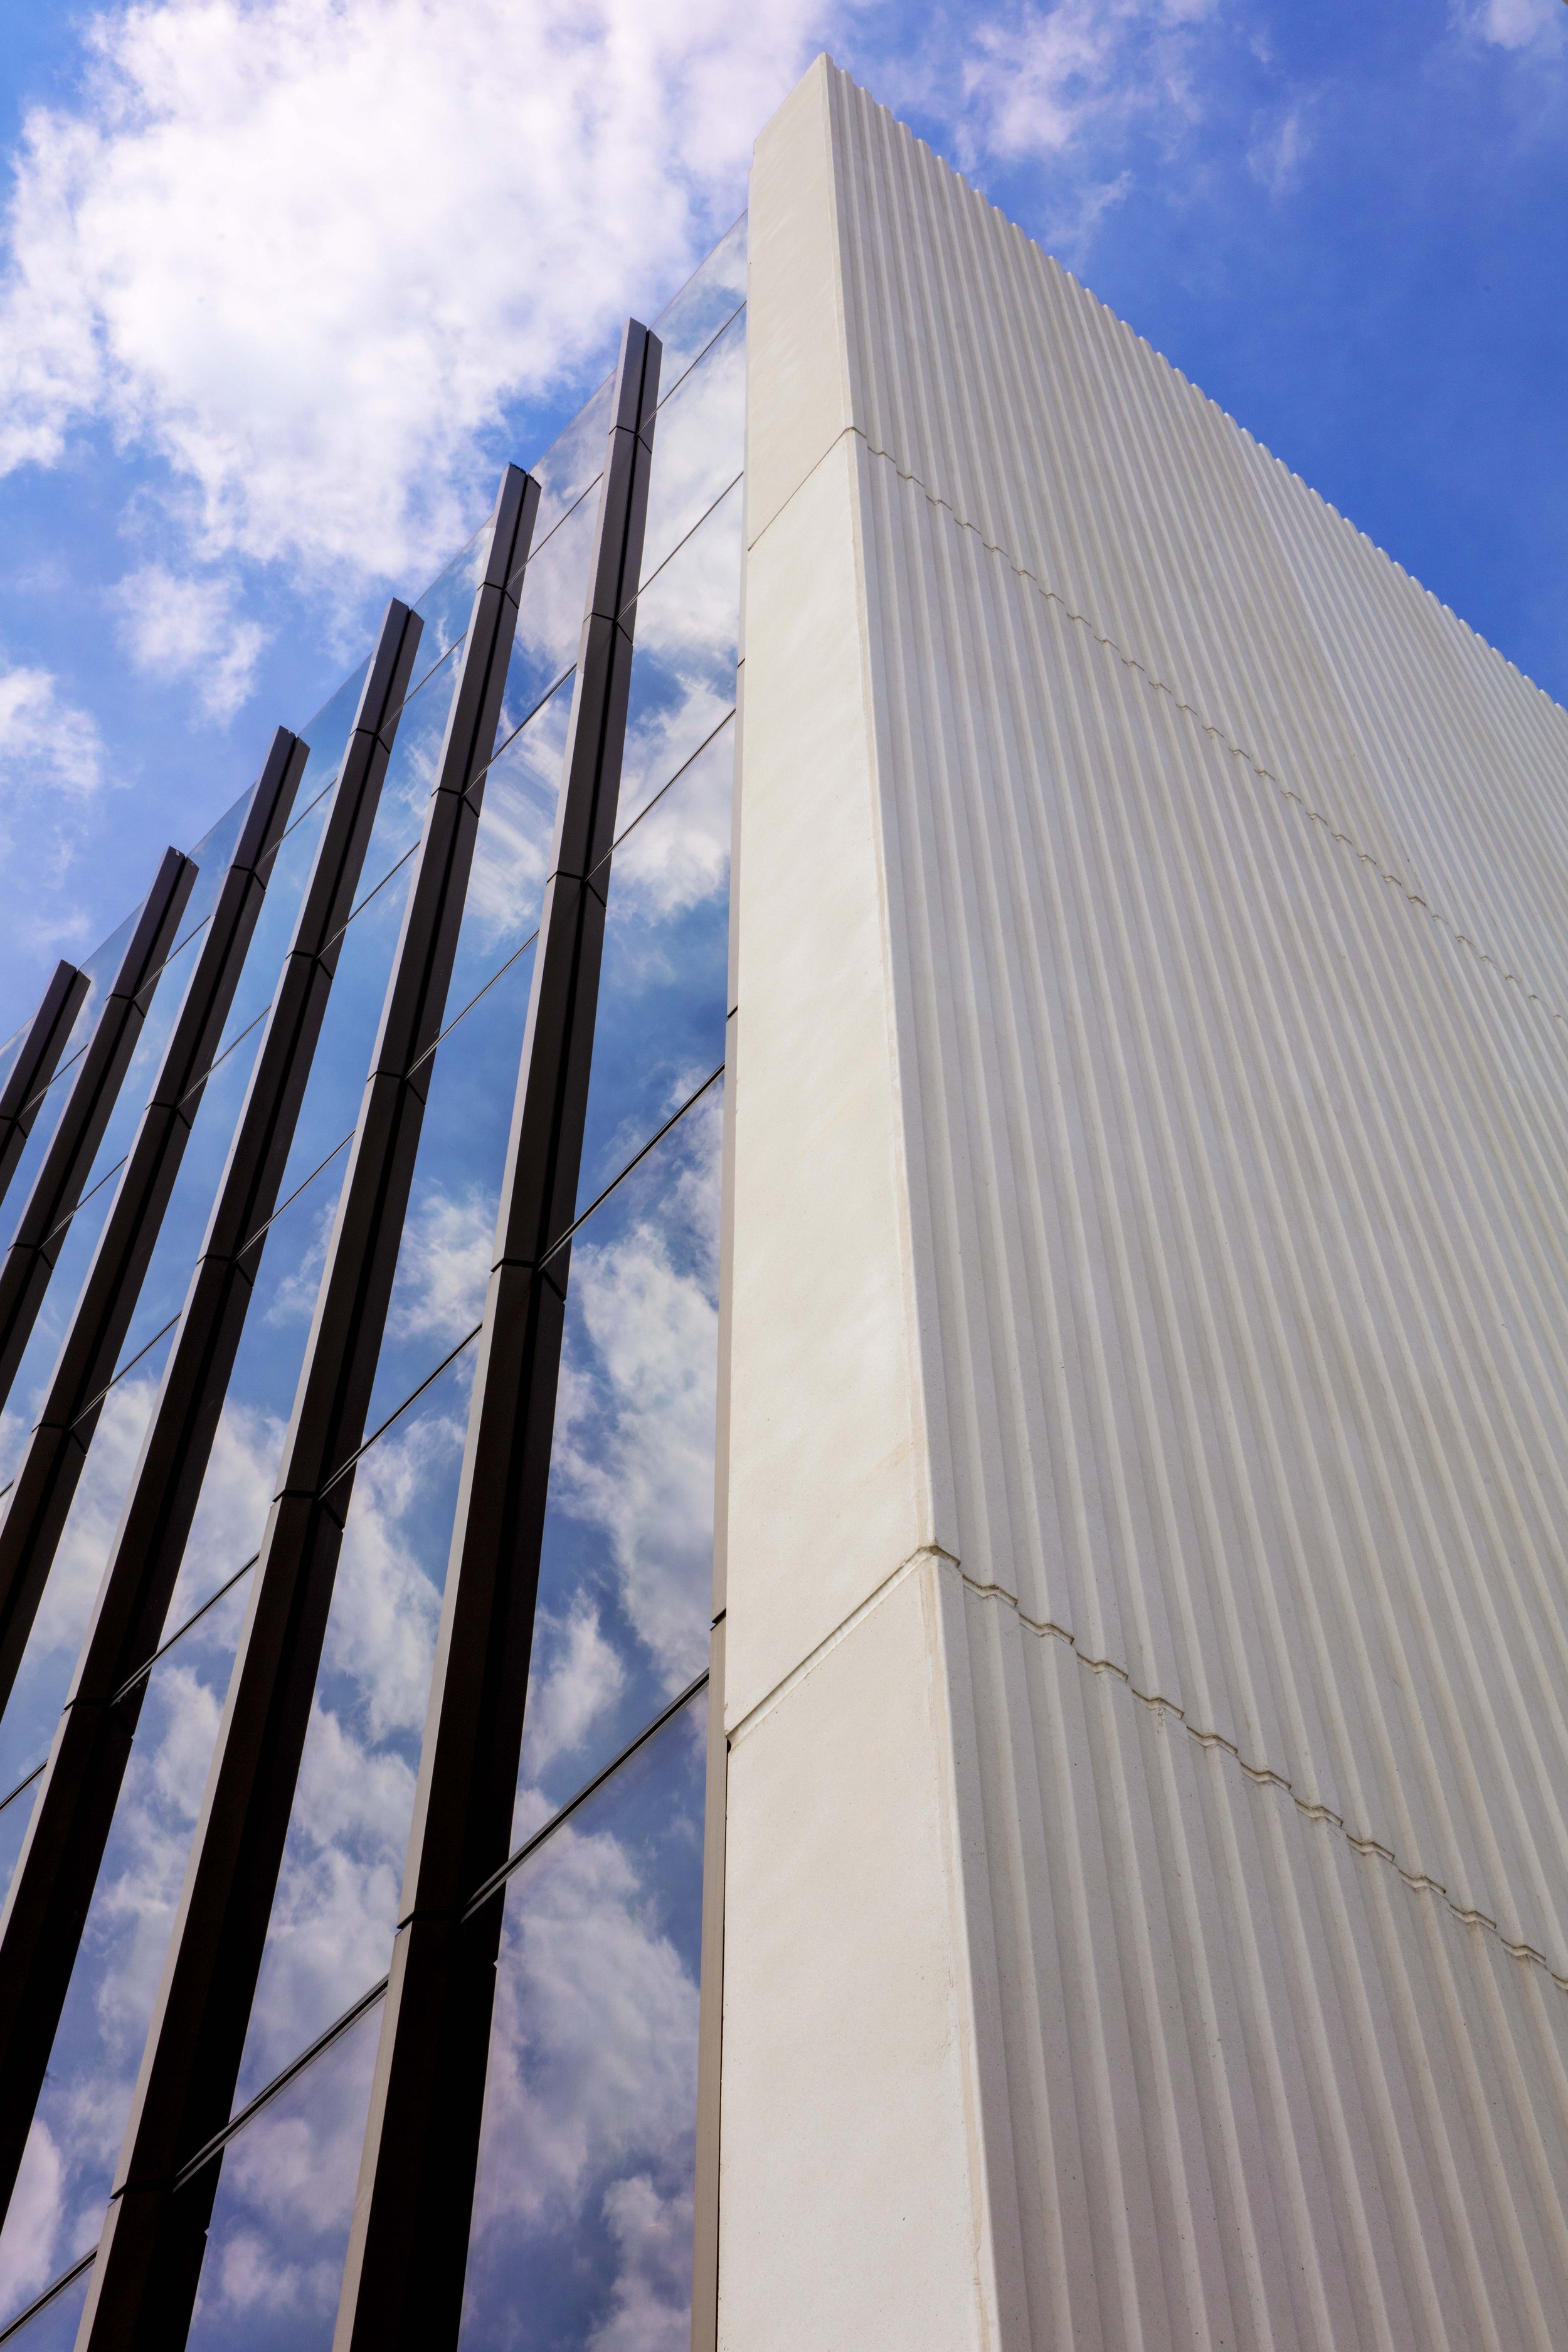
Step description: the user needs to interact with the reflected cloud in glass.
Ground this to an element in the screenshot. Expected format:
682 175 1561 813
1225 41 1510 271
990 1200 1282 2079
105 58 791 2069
462 1693 706 2352
183 1996 383 2352
233 1343 475 2107
519 1088 721 1838
0 1574 253 2327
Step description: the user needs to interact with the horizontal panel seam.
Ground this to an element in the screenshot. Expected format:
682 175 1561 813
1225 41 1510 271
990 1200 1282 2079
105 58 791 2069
725 1543 959 1748
957 1569 1568 1996
852 428 1568 1039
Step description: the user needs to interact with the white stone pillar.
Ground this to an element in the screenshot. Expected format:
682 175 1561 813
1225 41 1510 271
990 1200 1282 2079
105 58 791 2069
719 54 1568 2351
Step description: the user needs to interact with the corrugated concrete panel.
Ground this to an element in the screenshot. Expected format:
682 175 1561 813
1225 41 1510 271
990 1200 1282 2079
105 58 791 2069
862 442 1568 1977
955 1555 1568 2352
722 53 1568 2351
818 62 1568 1029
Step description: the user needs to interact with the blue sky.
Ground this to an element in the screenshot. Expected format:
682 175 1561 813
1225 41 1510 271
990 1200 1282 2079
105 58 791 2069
0 0 1563 1029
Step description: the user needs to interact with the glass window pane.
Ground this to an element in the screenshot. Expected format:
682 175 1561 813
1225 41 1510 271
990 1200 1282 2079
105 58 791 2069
109 1004 272 1379
0 1573 253 2328
266 835 413 1219
460 1692 707 2352
293 659 370 807
649 211 746 397
339 647 463 938
0 1319 179 1806
164 1134 352 1634
0 918 207 1491
576 722 731 1218
638 309 745 592
207 763 339 1072
618 482 742 837
0 910 144 1261
0 1780 38 1917
495 489 598 750
361 947 534 1438
182 1996 383 2352
445 682 571 1023
406 523 487 702
233 1343 475 2108
0 2257 92 2350
527 380 613 554
519 1088 721 1840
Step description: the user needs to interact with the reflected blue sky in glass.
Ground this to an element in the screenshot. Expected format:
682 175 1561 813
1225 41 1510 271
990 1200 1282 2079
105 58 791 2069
0 1783 36 1924
462 1692 706 2352
618 484 741 842
0 901 154 1264
0 1318 179 1803
638 309 744 594
234 1343 475 2107
0 2259 90 2350
336 644 462 934
160 1142 352 1636
526 381 613 556
406 519 488 704
446 686 571 1022
292 657 369 813
495 491 598 745
360 948 534 1439
576 726 731 1221
0 916 206 1484
0 1573 253 2328
0 213 744 2346
109 1011 272 1379
518 1087 720 1843
184 1996 383 2352
650 214 746 399
208 766 339 1067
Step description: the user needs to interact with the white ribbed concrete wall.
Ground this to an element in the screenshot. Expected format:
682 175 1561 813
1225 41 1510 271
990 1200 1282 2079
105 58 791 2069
718 55 1568 2352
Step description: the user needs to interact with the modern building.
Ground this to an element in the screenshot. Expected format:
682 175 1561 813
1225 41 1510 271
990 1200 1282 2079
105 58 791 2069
0 50 1563 2352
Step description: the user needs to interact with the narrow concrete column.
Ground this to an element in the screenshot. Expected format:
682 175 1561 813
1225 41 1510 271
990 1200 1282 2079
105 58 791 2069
718 56 1019 2352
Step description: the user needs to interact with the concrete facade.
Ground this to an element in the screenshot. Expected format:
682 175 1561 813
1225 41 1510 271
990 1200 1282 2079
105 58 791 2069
718 55 1568 2350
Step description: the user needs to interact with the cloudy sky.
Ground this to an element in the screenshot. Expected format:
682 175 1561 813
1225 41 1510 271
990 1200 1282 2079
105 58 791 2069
0 0 1564 1022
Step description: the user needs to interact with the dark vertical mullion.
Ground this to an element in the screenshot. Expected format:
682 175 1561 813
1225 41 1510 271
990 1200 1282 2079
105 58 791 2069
0 850 196 1410
0 963 90 1208
0 730 305 1721
333 320 661 2352
77 475 538 2352
0 605 421 2244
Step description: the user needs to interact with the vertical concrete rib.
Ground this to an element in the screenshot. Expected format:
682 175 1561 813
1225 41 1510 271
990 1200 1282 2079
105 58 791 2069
0 850 196 1411
75 475 536 2351
0 730 304 1724
0 963 89 1209
331 320 660 2352
0 601 420 2242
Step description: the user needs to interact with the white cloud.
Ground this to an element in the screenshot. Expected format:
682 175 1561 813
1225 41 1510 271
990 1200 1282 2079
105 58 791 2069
958 0 1221 166
0 660 103 810
0 0 832 586
1248 101 1311 196
1457 0 1567 48
111 561 269 721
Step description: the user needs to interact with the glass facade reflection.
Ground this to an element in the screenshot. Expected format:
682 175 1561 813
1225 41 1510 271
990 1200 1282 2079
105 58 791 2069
0 217 743 2348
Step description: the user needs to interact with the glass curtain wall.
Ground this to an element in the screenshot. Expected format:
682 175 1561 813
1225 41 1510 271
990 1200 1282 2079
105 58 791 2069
0 214 744 2352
